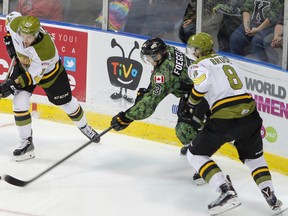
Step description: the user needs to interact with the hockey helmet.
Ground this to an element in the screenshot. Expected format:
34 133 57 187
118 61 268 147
140 37 167 64
187 32 213 54
18 15 40 37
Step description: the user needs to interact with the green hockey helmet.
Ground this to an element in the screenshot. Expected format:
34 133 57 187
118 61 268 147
187 32 214 53
18 15 40 36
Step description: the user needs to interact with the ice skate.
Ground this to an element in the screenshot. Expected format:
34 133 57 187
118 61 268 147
193 172 206 186
13 136 35 162
180 146 188 156
180 144 191 156
208 175 241 215
80 124 100 143
261 187 282 211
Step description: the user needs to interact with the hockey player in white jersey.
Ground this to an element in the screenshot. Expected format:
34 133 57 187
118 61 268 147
179 32 282 215
0 12 100 161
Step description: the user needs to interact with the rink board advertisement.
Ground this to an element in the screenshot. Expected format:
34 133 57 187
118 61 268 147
232 60 288 158
0 17 287 160
0 19 88 102
85 32 179 127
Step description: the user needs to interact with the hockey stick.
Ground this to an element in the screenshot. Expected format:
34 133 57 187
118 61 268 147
6 56 16 80
2 126 113 187
0 56 16 98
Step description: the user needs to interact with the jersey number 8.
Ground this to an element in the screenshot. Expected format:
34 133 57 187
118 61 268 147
223 65 243 90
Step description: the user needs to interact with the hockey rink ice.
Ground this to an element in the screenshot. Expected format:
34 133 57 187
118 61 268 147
0 113 287 216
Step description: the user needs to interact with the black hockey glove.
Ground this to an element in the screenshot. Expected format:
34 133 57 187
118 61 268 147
180 102 197 118
0 78 17 98
178 100 203 129
177 94 197 118
111 111 134 131
4 33 16 59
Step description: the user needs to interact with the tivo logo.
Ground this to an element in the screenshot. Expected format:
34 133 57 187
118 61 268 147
107 39 143 103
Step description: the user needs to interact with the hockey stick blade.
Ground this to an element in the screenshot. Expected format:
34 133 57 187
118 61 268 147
2 126 113 187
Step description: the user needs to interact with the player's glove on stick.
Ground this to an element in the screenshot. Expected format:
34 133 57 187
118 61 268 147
111 111 134 131
4 33 16 59
0 78 17 98
178 100 197 120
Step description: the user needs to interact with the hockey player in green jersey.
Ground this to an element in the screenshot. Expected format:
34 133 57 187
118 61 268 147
110 37 209 183
0 12 100 162
181 32 282 215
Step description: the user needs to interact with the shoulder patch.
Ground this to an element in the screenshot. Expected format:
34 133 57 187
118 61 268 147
192 74 206 85
154 75 165 84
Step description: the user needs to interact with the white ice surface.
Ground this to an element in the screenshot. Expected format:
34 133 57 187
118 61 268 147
0 113 287 216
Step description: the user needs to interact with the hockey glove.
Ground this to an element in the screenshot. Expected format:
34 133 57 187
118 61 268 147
178 101 204 129
4 33 16 59
178 98 197 121
0 78 17 98
111 111 134 131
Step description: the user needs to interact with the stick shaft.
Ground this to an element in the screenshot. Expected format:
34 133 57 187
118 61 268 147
6 56 16 80
4 126 113 186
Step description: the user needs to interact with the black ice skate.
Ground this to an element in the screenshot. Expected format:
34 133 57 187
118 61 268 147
208 175 241 215
261 187 282 211
80 124 100 143
13 136 35 162
193 172 206 186
180 146 188 156
180 143 191 156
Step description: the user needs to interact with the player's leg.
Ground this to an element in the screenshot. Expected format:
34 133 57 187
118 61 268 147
236 109 282 211
12 91 35 161
187 119 241 215
44 70 100 143
176 96 208 156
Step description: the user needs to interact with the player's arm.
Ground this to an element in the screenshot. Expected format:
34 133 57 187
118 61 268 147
126 84 168 120
111 77 171 131
179 66 208 118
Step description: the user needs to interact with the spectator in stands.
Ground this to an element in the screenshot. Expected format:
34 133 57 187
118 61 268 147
95 0 133 31
65 0 100 26
229 0 283 62
126 0 186 41
213 0 243 52
178 0 197 44
123 0 149 35
263 9 284 66
15 0 63 21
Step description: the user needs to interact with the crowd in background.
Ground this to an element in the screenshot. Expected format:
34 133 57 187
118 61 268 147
0 0 286 69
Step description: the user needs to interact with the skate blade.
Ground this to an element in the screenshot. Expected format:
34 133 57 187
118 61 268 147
194 178 207 186
271 207 288 216
14 151 35 162
271 200 283 211
209 197 241 215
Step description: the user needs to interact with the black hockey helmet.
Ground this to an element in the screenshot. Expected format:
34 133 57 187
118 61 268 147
140 37 167 63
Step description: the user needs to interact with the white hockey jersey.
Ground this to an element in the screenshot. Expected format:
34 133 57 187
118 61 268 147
5 11 60 88
188 53 255 119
